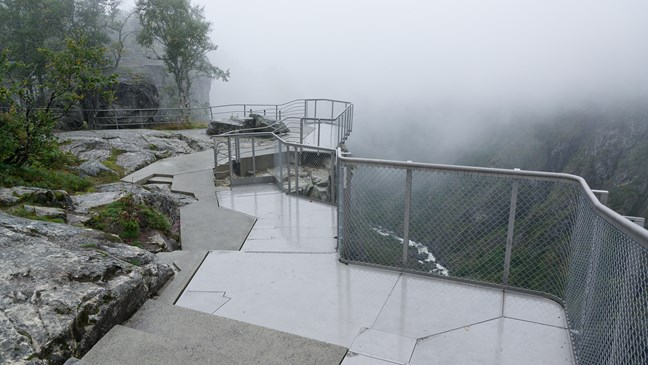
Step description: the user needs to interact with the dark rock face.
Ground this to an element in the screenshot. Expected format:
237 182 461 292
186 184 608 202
94 76 160 129
206 114 290 136
0 212 173 364
246 114 290 135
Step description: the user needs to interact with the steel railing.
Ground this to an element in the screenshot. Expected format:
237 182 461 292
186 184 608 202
335 151 648 365
213 132 337 204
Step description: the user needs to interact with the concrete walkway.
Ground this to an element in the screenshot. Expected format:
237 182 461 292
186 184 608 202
77 132 346 364
79 128 574 365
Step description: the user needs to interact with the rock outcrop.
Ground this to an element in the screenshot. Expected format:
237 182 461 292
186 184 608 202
58 130 211 175
206 114 290 136
92 75 160 129
0 212 173 364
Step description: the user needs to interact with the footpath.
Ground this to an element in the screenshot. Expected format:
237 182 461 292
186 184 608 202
74 139 348 365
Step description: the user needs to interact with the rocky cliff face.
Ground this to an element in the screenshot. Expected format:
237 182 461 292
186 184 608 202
0 213 173 364
456 104 648 220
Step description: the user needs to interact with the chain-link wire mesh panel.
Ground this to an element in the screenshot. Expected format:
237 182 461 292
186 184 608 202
339 163 407 268
285 147 336 204
508 179 582 298
563 197 648 365
406 171 513 282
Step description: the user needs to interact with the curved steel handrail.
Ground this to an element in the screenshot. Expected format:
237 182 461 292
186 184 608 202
335 149 648 248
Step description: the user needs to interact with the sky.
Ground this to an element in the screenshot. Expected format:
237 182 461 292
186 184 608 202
123 0 648 161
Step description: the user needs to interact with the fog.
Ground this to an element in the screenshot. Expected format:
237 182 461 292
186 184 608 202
125 0 648 162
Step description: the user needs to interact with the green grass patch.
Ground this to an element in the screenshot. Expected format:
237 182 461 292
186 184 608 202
0 163 93 193
5 205 66 224
86 194 171 244
151 121 208 130
101 148 126 178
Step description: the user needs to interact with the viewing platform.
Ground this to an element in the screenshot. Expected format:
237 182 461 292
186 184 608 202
77 99 646 365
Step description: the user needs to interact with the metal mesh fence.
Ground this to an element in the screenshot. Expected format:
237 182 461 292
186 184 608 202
337 159 648 365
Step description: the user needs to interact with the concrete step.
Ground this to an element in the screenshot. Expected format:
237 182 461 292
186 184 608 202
125 300 348 365
77 325 187 365
146 175 174 184
180 203 256 251
154 250 209 304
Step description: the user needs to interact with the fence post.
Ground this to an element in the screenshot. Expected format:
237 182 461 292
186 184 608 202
295 147 299 194
227 136 233 180
329 151 336 204
287 145 292 193
251 136 256 176
276 105 279 120
300 118 304 144
243 104 246 116
279 110 282 121
502 177 519 286
317 118 322 147
402 168 413 267
279 142 284 190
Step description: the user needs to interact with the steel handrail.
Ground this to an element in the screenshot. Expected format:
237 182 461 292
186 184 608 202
335 149 648 247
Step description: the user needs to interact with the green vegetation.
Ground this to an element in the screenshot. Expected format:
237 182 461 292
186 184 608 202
7 206 66 224
136 0 229 122
102 149 126 177
87 194 171 243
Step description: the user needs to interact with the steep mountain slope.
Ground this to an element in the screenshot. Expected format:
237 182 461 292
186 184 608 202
456 103 648 220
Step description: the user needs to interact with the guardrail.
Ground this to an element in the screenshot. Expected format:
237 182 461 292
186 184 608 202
214 132 337 204
87 99 352 132
336 151 648 365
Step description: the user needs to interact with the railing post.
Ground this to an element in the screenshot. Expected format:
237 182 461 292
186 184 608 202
243 104 246 117
251 136 256 176
279 110 282 121
276 105 279 120
287 145 292 193
235 135 241 176
329 151 336 204
210 107 214 121
314 100 318 119
279 142 284 190
300 118 304 144
227 136 233 180
318 118 322 147
295 147 300 194
502 177 519 286
331 101 334 119
402 168 413 266
305 100 308 118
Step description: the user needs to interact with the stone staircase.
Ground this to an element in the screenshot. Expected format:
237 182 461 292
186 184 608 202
75 300 347 365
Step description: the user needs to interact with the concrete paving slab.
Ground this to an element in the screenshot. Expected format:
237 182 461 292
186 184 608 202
349 328 416 364
503 291 567 328
155 250 208 304
341 353 401 365
409 318 574 365
126 300 348 365
122 150 214 184
180 203 255 251
182 251 401 347
172 169 217 200
372 274 503 339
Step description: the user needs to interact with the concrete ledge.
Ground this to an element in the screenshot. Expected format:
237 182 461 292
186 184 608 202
155 250 209 304
125 300 348 365
180 203 256 251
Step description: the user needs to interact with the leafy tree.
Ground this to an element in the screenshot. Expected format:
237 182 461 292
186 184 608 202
0 36 116 166
135 0 229 121
108 9 135 68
